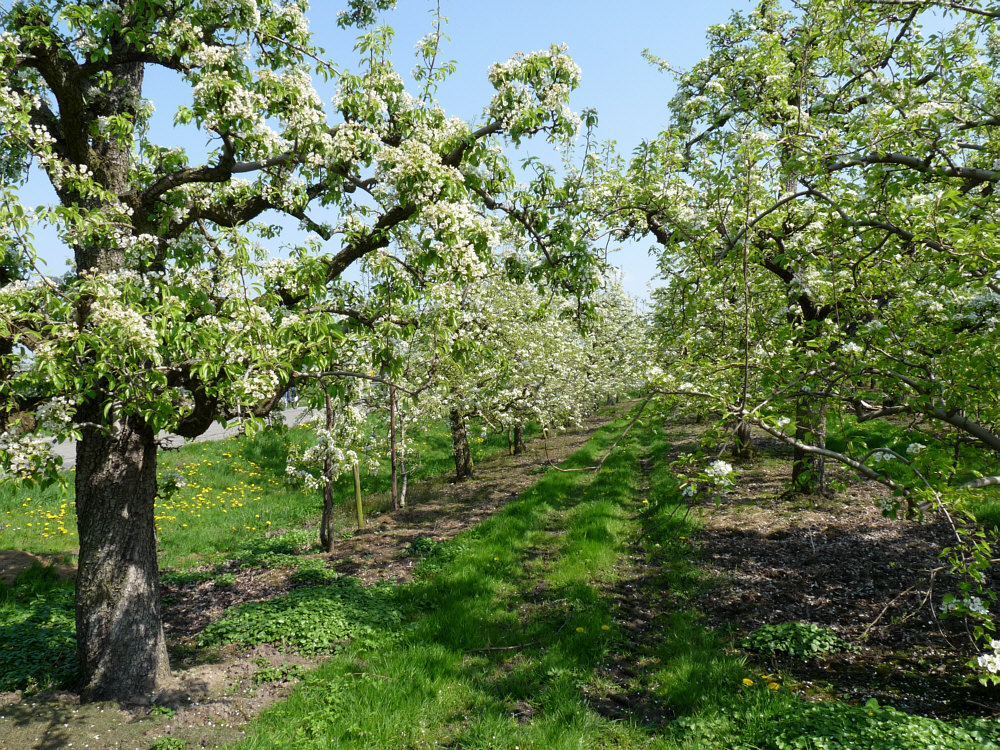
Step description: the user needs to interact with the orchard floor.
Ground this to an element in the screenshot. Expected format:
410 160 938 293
0 408 620 750
663 419 1000 719
1 408 998 749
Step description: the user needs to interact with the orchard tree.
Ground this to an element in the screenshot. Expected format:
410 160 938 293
607 0 1000 677
602 0 849 488
608 0 1000 486
438 270 645 465
0 0 592 700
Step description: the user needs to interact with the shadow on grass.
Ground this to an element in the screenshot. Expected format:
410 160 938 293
0 566 77 693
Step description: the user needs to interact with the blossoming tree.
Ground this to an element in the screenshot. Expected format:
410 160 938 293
603 0 1000 679
0 0 591 700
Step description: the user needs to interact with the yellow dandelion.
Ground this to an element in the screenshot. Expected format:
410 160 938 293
742 678 754 687
576 627 585 633
601 625 610 631
767 682 780 691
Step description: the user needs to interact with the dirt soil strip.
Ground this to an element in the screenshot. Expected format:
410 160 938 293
0 405 626 750
664 418 1000 718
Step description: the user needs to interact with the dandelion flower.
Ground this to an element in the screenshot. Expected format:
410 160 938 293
742 678 754 687
601 625 610 631
768 682 780 690
576 627 585 633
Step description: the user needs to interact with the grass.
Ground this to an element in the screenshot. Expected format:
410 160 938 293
0 412 537 694
0 412 536 570
2 403 998 748
226 406 1000 749
231 415 639 749
0 563 77 693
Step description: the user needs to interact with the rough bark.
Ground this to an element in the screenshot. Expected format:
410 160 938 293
731 419 754 460
791 397 827 494
75 414 170 701
449 408 474 480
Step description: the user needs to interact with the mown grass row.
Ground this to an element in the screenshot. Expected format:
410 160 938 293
220 407 1000 749
227 414 641 749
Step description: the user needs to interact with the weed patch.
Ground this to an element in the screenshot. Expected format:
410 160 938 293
252 663 307 685
743 622 858 660
0 564 77 692
198 576 404 655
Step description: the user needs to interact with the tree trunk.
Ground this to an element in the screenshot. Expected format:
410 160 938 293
320 473 336 553
389 386 399 510
731 419 754 460
65 44 161 702
449 408 474 480
512 424 526 455
320 392 336 553
75 414 170 702
791 397 827 494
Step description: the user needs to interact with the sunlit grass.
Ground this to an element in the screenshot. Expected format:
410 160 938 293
228 406 1000 750
0 480 77 555
0 416 538 571
232 412 644 749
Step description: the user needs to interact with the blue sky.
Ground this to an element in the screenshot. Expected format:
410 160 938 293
26 0 755 299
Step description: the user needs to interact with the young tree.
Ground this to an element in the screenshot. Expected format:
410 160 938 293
0 0 589 700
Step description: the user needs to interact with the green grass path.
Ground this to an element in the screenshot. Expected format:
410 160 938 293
233 413 643 749
229 408 1000 750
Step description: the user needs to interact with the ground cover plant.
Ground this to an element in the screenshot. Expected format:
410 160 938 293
0 563 76 693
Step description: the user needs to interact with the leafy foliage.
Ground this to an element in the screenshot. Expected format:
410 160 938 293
404 535 441 558
149 736 187 750
743 622 857 660
198 577 403 655
0 564 77 692
252 662 307 685
755 699 1000 750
